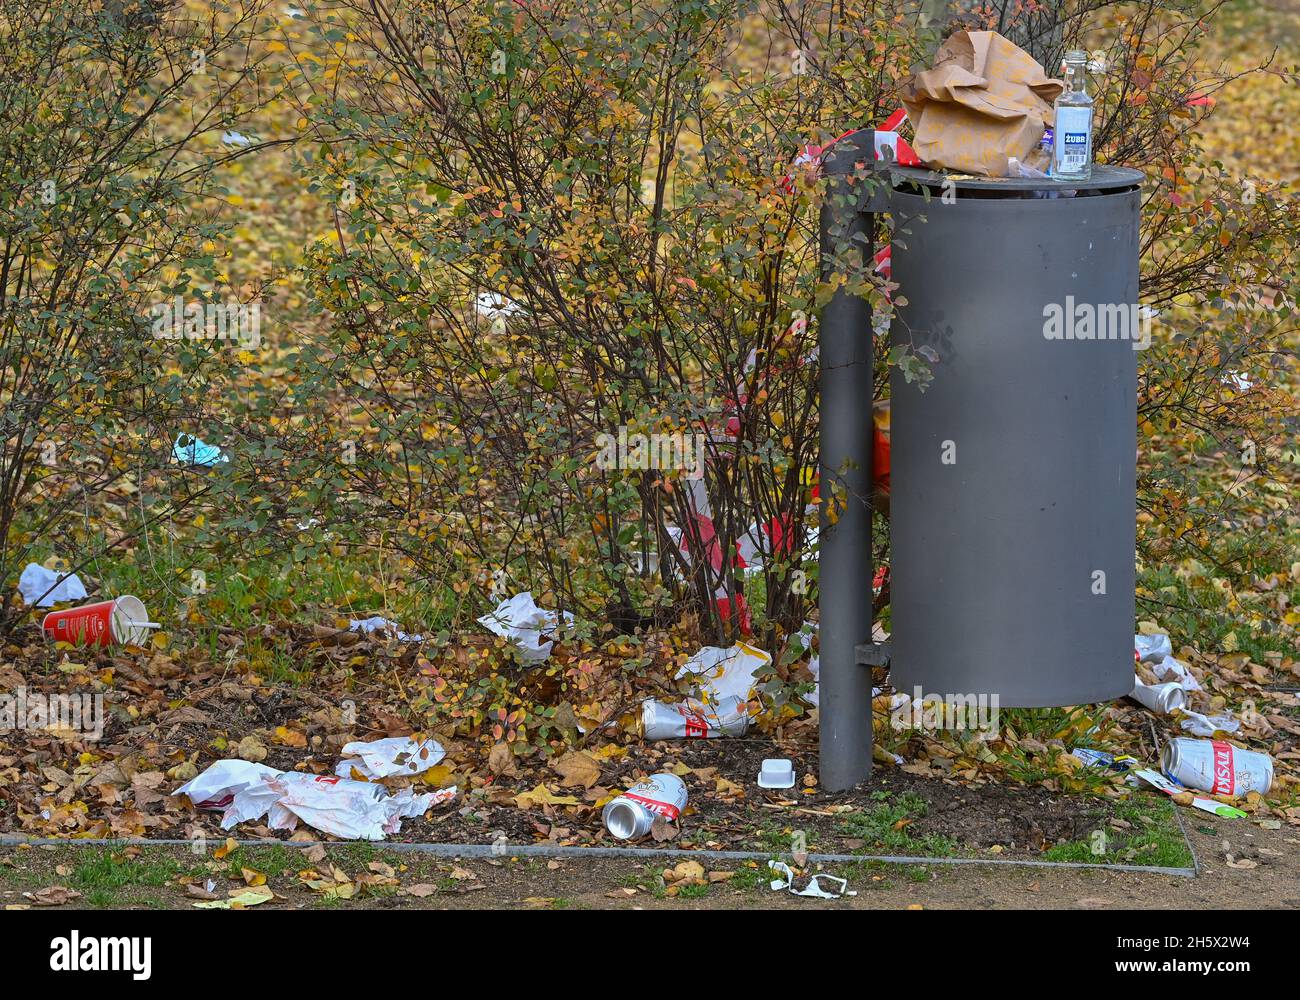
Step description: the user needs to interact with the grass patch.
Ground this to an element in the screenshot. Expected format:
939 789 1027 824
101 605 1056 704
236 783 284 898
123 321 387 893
838 790 958 857
1042 795 1193 868
72 849 190 891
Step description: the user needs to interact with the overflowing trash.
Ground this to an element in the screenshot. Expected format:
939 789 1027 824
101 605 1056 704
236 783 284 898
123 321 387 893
899 30 1065 176
768 861 856 899
602 773 688 840
41 596 158 647
757 758 796 789
348 616 424 643
642 695 749 739
173 433 229 468
334 736 445 780
1162 737 1273 798
18 562 87 608
478 592 573 663
175 757 455 841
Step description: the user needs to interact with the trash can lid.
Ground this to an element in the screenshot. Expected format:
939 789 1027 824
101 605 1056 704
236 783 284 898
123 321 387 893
890 164 1144 195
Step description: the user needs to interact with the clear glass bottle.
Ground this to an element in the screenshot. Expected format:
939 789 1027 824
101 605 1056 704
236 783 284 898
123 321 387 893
1052 50 1094 181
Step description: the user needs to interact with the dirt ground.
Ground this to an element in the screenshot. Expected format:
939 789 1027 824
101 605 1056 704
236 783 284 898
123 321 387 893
0 787 1294 910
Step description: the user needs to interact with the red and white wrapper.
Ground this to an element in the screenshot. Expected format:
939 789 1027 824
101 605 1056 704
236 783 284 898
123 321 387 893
642 694 750 739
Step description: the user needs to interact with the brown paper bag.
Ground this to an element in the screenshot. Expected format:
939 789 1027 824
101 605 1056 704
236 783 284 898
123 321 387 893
900 30 1064 176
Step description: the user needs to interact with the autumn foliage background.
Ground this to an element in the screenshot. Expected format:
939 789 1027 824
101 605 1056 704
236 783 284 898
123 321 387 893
1 0 1297 765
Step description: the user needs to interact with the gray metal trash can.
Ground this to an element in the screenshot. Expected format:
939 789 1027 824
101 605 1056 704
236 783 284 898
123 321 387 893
887 166 1144 707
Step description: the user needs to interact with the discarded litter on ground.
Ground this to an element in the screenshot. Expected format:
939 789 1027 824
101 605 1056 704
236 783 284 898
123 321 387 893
602 773 688 841
1133 768 1247 818
1134 632 1174 663
334 736 445 780
757 758 796 789
18 562 87 608
642 695 750 739
41 596 158 647
1071 748 1139 772
1162 737 1273 798
478 592 574 663
176 758 455 841
1129 677 1186 715
768 860 856 899
1175 709 1241 738
348 616 424 643
173 432 229 468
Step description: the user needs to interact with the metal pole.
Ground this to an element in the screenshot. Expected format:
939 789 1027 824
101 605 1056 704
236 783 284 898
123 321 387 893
818 129 875 791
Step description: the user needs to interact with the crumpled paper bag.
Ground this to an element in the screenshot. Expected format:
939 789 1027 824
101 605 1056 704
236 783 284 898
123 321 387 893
900 30 1064 176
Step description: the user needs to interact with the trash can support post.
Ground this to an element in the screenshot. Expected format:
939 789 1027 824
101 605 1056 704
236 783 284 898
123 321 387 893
818 129 876 792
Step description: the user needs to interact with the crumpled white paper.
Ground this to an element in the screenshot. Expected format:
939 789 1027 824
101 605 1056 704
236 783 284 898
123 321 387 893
768 860 856 898
478 592 573 662
348 616 423 643
224 772 451 841
175 759 456 841
1176 709 1241 738
474 292 525 321
334 736 445 779
174 759 281 810
18 563 88 607
1150 654 1202 692
676 643 771 705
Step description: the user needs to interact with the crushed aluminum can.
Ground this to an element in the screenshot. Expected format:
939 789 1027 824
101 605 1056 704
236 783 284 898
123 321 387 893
1129 678 1186 715
642 694 749 739
602 773 688 841
1162 737 1273 799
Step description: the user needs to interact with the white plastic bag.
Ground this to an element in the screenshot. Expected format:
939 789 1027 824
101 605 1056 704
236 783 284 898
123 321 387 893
1134 633 1173 663
334 736 445 779
18 563 88 608
225 771 453 841
174 759 281 810
676 643 770 705
478 592 573 662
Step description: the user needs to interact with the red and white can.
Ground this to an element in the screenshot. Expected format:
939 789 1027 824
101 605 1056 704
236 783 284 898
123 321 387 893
602 773 689 840
41 596 157 648
1162 737 1273 798
642 695 750 740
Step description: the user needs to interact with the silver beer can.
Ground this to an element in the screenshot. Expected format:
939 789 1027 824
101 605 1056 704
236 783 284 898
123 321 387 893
602 773 689 840
1162 738 1272 798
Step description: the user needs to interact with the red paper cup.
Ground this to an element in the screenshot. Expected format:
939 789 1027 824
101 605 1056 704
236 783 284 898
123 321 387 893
41 596 152 648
